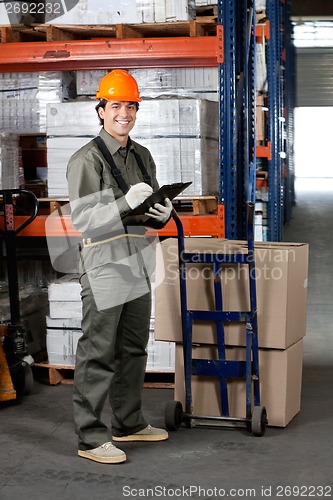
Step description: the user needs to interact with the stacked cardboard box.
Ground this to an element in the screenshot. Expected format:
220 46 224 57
132 99 219 195
146 291 175 372
256 43 268 93
1 0 196 24
256 94 266 144
256 0 266 10
0 133 23 189
46 274 174 371
46 98 218 197
195 0 217 6
254 200 268 241
76 68 218 101
46 316 82 366
46 100 100 197
155 237 309 426
44 0 195 24
0 72 73 134
175 341 303 428
46 275 82 366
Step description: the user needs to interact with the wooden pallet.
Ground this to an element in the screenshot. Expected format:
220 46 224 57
196 4 218 19
33 361 175 388
256 10 267 23
144 371 174 389
0 17 217 43
35 195 218 216
37 197 69 215
33 361 75 385
173 195 218 215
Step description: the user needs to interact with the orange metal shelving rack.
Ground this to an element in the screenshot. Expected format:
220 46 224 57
2 206 225 239
0 36 218 72
0 20 270 238
0 31 225 238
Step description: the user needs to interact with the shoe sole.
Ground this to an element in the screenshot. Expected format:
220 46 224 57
112 434 168 442
78 450 127 464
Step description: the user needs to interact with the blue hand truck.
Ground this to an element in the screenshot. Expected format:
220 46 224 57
165 201 268 436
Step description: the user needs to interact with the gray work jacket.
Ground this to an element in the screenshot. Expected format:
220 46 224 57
66 128 164 275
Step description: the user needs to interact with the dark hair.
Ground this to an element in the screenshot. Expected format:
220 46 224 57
95 99 139 126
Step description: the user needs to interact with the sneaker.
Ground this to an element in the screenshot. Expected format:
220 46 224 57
112 425 169 442
78 442 127 464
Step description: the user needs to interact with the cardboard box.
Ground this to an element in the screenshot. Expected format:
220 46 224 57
45 0 141 25
47 275 83 319
46 314 175 370
48 275 81 302
146 324 175 372
48 301 82 319
155 238 308 349
256 94 266 143
174 340 303 427
46 316 82 366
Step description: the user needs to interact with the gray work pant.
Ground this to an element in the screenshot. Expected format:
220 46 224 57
73 264 151 450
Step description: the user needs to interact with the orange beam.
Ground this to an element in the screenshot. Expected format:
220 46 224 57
0 215 77 237
2 213 225 238
256 142 272 161
256 21 270 40
35 215 76 237
216 25 224 63
0 36 218 72
148 213 225 238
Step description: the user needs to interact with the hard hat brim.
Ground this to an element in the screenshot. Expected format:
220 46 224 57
95 93 142 102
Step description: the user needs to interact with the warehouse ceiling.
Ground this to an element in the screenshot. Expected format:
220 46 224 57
291 0 333 18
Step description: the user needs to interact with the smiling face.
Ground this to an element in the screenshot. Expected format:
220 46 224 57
97 100 137 146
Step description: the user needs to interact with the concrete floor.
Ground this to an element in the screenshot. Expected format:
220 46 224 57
1 178 333 500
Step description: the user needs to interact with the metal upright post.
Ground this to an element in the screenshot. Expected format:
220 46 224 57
218 0 256 240
266 0 284 241
283 0 296 223
244 1 257 206
218 0 238 239
276 0 284 240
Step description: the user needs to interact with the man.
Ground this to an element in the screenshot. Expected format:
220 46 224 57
66 69 172 464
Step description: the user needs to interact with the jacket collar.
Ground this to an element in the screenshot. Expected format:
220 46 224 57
99 127 134 155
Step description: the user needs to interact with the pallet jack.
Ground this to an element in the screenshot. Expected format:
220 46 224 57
0 189 39 402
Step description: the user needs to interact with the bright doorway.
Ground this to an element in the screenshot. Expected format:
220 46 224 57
294 107 333 178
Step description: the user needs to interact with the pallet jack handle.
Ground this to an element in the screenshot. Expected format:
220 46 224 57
0 188 39 236
0 189 39 326
0 189 39 399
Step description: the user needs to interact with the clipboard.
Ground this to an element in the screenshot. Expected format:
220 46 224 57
127 181 192 217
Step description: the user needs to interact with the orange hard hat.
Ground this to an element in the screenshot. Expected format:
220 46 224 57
95 69 142 102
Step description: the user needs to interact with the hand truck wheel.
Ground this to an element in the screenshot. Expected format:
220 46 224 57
251 406 268 436
165 400 183 431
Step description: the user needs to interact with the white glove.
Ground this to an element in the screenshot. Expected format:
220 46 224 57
146 198 173 223
125 182 153 209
